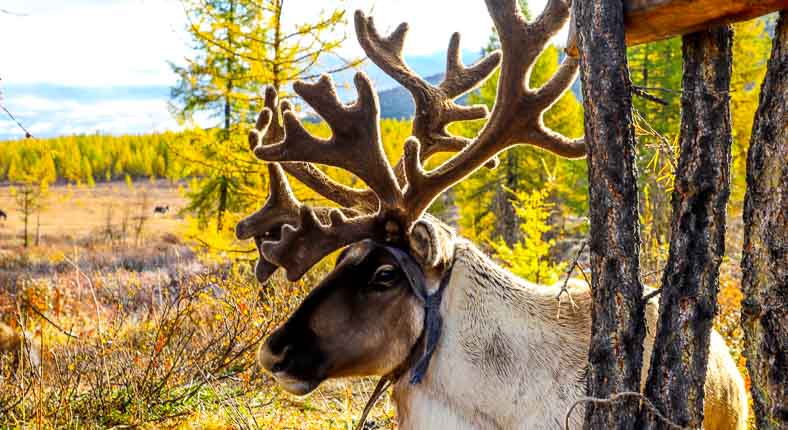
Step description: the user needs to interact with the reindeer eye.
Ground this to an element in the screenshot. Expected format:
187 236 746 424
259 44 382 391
369 264 400 289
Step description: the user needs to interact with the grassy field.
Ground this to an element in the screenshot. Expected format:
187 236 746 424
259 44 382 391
0 181 394 430
0 181 752 429
0 181 188 246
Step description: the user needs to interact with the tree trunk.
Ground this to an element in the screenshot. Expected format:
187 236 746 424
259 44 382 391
575 0 646 428
272 0 283 93
23 189 29 248
224 87 232 132
35 211 41 247
217 180 228 232
741 11 788 429
494 152 520 246
224 6 234 135
639 25 732 430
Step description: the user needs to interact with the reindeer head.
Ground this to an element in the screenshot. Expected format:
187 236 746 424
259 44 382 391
237 0 583 395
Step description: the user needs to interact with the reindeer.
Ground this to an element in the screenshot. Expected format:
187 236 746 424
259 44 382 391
237 1 748 428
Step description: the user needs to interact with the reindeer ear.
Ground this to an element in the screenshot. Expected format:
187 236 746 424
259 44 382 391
408 219 454 272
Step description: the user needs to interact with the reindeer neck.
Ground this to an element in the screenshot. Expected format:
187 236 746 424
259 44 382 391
391 240 591 430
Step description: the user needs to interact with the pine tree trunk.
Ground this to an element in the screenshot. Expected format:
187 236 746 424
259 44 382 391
741 11 788 429
217 180 228 232
23 190 29 248
35 211 41 247
494 152 520 246
639 25 732 430
575 0 646 428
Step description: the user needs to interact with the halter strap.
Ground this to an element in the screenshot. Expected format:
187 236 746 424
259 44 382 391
353 245 454 430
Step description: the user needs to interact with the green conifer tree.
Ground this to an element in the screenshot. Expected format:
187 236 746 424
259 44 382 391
170 0 359 233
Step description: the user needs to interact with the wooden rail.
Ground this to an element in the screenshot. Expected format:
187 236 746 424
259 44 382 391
566 0 788 56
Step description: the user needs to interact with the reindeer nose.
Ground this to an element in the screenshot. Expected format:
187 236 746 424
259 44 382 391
258 344 289 373
258 331 291 373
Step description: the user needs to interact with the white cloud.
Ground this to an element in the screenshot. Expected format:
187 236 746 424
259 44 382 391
28 121 57 134
0 0 188 87
0 95 178 139
0 0 567 139
1 0 562 87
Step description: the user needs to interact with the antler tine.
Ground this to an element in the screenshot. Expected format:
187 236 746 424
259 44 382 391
262 208 385 281
236 164 299 242
235 164 299 283
237 163 365 282
440 32 502 99
402 0 584 216
249 86 380 210
253 73 404 210
355 10 502 162
530 0 575 47
284 162 379 211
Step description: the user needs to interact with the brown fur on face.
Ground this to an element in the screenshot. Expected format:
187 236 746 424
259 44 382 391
258 241 426 394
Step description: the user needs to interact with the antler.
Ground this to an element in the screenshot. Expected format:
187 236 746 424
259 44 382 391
402 0 584 215
235 163 299 282
242 80 404 281
355 11 502 164
251 86 379 211
236 161 372 282
253 75 403 209
240 0 584 281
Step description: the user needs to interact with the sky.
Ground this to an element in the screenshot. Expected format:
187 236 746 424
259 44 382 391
0 0 561 140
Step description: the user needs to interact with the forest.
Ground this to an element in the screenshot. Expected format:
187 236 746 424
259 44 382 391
0 0 784 429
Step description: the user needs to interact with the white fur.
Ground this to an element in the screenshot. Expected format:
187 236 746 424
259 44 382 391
389 240 747 430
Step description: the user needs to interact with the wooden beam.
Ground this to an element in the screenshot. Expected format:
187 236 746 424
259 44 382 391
567 0 788 56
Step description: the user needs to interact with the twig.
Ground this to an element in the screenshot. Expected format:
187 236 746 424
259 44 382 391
187 234 257 254
576 264 591 287
24 301 79 339
633 108 678 168
564 391 690 430
63 255 103 335
643 287 662 303
632 86 668 106
632 85 681 94
0 8 29 16
556 240 587 320
0 104 33 138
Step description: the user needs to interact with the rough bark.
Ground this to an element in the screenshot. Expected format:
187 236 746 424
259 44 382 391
638 25 732 430
494 152 520 246
575 1 646 428
741 11 788 430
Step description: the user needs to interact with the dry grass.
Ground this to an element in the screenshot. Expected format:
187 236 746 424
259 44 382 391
0 181 395 430
0 180 187 248
0 181 751 429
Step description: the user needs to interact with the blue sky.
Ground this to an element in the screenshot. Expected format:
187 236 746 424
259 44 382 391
0 0 559 140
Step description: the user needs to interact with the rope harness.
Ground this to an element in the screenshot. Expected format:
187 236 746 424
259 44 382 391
353 245 454 430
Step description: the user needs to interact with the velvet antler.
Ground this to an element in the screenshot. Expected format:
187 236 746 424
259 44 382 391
241 80 404 281
240 0 584 281
355 11 502 162
402 0 584 215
